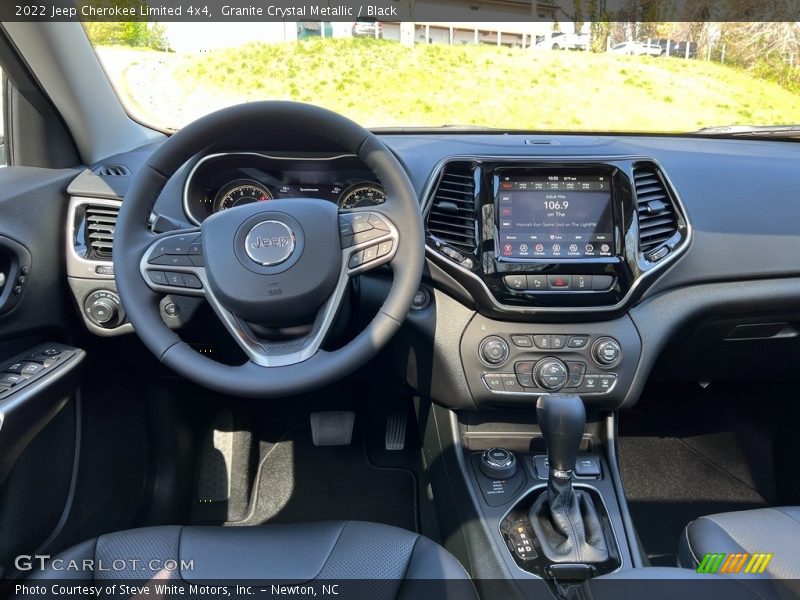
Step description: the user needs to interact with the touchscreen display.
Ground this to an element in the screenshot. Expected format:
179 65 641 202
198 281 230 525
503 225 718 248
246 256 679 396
496 174 614 259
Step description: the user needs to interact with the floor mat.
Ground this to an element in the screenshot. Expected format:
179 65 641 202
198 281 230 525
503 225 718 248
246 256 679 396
618 384 774 566
230 424 417 531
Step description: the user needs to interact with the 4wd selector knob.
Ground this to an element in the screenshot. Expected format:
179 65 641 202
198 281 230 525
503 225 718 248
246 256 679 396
479 336 509 365
534 357 569 391
592 337 622 367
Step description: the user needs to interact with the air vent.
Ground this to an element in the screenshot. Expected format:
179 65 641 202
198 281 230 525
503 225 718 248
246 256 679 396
93 164 130 177
85 204 119 260
426 162 478 255
633 163 679 257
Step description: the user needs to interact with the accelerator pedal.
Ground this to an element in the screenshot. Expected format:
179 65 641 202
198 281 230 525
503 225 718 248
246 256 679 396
310 411 355 446
385 406 408 451
198 409 233 503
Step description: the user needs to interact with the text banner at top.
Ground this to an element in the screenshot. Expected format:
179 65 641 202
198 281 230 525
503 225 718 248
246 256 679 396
2 0 800 23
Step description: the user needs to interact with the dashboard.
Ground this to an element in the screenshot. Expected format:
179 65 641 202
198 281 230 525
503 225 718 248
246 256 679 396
183 153 386 224
66 133 800 412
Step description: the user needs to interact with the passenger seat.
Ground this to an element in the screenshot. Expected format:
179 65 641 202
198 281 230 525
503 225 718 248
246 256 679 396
678 507 800 591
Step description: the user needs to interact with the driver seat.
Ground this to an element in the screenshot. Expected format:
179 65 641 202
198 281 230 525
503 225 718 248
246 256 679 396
28 521 477 599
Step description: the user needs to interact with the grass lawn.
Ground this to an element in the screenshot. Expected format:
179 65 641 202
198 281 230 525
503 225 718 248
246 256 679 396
105 39 800 132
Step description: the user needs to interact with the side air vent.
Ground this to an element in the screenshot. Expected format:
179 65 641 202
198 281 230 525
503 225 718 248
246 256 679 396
93 164 130 177
426 162 478 256
633 163 679 258
85 204 119 260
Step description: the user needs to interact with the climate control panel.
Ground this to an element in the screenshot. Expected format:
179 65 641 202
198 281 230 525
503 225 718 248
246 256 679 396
460 315 641 409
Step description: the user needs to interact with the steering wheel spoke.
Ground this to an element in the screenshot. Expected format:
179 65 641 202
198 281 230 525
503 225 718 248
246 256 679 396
139 229 206 297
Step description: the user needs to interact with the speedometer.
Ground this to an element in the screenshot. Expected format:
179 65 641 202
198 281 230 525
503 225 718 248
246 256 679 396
338 182 386 210
214 180 272 212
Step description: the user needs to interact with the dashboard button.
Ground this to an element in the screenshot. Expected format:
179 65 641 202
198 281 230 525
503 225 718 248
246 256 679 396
504 275 527 290
592 275 614 290
527 275 547 290
514 361 535 387
575 455 601 477
566 361 587 388
480 337 509 365
573 275 592 290
581 375 599 393
501 374 523 393
598 374 617 391
548 275 571 290
533 335 552 349
567 336 590 349
551 335 567 349
511 335 533 348
483 373 505 391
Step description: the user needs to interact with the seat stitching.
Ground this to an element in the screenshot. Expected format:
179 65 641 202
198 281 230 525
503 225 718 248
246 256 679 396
560 480 581 562
683 522 700 567
310 521 348 580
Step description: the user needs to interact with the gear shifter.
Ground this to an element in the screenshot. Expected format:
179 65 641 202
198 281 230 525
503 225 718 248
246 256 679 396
528 394 609 565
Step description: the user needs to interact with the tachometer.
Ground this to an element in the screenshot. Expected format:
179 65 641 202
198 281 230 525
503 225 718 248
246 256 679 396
214 180 272 212
338 182 386 210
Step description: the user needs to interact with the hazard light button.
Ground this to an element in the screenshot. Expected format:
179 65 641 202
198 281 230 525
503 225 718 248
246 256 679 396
547 275 572 290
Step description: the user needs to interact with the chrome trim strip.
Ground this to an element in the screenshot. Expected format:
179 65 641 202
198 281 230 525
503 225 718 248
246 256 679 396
419 154 693 315
182 152 359 226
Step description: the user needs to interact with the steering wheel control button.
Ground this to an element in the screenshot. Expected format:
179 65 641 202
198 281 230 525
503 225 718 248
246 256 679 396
480 447 517 479
480 336 509 365
567 336 590 349
368 214 389 231
592 337 622 367
189 254 205 267
348 251 364 269
245 220 296 266
182 273 203 289
165 272 185 287
511 334 533 348
147 271 168 285
149 254 193 267
351 229 385 245
534 357 569 391
376 240 393 257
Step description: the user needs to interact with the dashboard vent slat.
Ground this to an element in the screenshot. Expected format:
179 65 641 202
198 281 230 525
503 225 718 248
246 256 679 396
93 164 130 177
633 163 679 256
426 162 478 255
85 205 119 260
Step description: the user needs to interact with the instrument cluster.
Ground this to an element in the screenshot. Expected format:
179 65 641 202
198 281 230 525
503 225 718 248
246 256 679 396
183 153 386 225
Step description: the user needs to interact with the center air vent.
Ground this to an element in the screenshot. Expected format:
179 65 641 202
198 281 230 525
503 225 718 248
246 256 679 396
633 163 679 259
93 164 130 177
84 204 119 260
426 162 478 256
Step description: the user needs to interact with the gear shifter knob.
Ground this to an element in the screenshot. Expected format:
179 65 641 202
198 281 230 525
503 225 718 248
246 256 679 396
536 394 585 473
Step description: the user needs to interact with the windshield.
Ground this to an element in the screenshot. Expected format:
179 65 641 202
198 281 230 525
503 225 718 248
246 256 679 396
85 21 800 133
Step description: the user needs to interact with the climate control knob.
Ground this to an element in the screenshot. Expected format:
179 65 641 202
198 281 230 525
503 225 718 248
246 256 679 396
534 357 569 391
592 337 622 367
479 336 509 365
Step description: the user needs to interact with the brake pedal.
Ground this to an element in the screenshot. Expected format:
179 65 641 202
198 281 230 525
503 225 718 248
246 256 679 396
310 411 355 446
385 407 407 451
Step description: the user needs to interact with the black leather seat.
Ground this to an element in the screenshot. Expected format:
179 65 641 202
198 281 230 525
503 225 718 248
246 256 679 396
678 507 800 598
28 521 477 599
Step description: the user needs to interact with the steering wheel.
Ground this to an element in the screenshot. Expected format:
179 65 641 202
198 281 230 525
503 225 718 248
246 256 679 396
114 102 424 398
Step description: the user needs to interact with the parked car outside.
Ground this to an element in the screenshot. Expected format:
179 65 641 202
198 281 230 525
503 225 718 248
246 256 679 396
352 18 383 39
608 41 662 56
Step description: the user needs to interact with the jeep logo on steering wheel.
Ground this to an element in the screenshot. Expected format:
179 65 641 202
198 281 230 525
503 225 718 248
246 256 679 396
245 220 296 266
